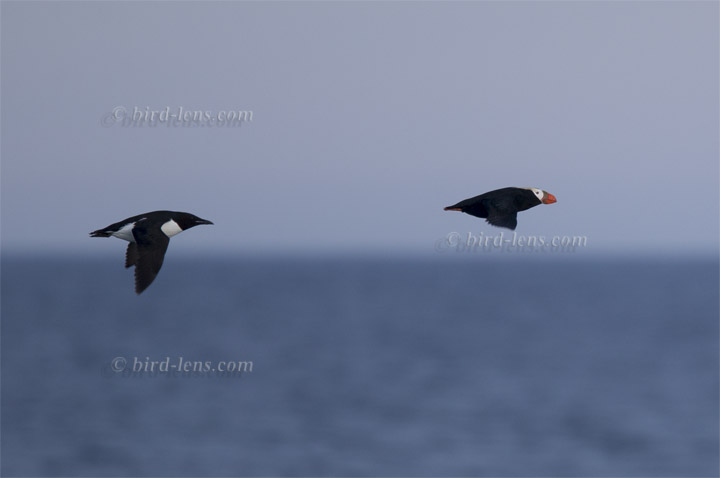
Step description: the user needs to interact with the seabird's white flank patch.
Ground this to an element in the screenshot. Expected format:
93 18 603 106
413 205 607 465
161 219 183 238
112 222 137 242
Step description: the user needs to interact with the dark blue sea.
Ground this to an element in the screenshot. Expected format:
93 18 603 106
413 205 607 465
2 254 718 476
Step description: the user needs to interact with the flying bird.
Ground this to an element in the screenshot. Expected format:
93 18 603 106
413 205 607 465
90 211 213 294
444 187 556 230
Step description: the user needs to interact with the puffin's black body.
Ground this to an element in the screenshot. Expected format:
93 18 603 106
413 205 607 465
90 211 213 294
444 187 556 230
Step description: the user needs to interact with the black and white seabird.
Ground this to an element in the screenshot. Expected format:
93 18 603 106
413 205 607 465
444 187 557 230
90 211 213 294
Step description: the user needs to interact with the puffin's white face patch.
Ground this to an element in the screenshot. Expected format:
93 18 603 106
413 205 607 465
161 219 183 238
112 222 136 242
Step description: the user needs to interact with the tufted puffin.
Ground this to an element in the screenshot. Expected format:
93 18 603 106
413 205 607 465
444 187 556 230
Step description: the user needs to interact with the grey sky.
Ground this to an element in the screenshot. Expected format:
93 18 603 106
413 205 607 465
2 1 718 256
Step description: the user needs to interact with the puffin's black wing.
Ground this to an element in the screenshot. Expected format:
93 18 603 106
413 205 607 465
486 211 518 230
131 225 170 294
125 242 138 268
484 196 520 230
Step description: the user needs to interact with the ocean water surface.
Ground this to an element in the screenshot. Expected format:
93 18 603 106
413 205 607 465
1 254 718 476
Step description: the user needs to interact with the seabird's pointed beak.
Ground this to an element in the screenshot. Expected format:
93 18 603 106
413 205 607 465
543 193 557 204
196 218 214 225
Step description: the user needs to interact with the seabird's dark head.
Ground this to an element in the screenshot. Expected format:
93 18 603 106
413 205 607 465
526 187 557 205
175 213 214 231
